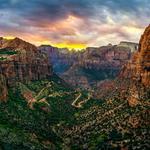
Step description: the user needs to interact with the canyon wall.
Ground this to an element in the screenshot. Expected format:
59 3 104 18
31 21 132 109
39 43 137 89
62 45 136 89
119 25 150 106
39 45 82 74
120 25 150 86
0 38 53 101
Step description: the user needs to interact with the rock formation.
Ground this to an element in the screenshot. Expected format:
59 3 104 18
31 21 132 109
120 25 150 86
0 37 53 101
92 25 150 101
39 42 138 89
119 25 150 106
118 41 138 52
80 45 132 69
0 74 8 102
39 45 81 74
62 44 136 89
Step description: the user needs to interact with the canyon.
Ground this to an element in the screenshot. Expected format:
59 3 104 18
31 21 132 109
0 25 149 149
39 42 138 89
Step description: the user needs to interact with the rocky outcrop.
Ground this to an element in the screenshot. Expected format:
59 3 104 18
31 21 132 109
95 25 150 101
118 25 150 106
0 37 37 51
120 25 150 87
121 25 150 83
0 38 53 101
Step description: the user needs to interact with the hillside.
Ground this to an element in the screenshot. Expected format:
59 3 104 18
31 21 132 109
0 37 52 101
0 76 80 149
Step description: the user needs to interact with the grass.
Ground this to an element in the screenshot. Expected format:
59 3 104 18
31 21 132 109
0 57 7 61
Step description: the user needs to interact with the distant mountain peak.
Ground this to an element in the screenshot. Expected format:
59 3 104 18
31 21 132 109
0 37 37 51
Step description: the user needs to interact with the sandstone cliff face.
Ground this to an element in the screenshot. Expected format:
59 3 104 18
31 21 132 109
118 25 150 106
138 25 150 86
120 25 150 86
0 74 7 102
62 45 134 89
0 38 53 101
80 45 132 69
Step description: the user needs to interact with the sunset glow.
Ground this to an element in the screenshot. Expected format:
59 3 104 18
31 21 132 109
3 36 15 40
0 0 149 49
52 43 86 50
36 40 86 50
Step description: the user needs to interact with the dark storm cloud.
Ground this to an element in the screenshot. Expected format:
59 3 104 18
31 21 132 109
0 0 149 23
0 0 92 24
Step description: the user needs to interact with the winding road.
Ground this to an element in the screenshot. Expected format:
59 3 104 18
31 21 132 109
71 93 91 108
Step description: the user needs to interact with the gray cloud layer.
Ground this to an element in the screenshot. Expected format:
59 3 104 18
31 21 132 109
0 0 149 47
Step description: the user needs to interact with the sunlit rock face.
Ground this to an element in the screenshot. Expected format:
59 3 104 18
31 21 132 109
120 25 150 87
119 25 150 106
0 38 53 101
138 25 150 86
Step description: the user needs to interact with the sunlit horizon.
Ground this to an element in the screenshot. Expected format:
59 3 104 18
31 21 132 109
0 0 149 50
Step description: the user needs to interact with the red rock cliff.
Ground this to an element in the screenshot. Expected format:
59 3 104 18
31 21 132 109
119 25 150 106
0 38 53 101
120 25 150 87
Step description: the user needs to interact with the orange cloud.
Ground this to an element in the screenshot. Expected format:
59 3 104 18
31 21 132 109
1 13 145 50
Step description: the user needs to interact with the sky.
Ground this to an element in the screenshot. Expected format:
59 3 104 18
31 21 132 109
0 0 149 49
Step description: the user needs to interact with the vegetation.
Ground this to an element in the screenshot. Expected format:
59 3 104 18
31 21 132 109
0 77 149 149
0 49 18 55
0 49 18 61
0 57 7 61
0 77 77 149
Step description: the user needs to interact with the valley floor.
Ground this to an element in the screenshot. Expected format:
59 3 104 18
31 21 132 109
0 77 149 150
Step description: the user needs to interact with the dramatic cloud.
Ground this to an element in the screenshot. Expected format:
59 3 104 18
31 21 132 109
0 0 149 49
